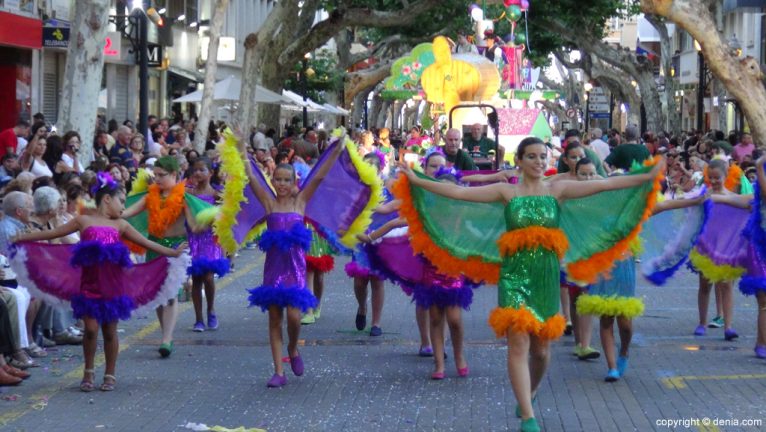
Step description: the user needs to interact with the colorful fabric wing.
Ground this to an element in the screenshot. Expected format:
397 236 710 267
303 132 383 250
689 202 750 282
640 191 711 285
743 179 766 260
213 131 273 254
560 160 662 284
365 227 426 293
125 192 149 239
392 172 506 283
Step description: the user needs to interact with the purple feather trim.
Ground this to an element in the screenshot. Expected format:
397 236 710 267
187 257 230 277
744 179 766 260
70 241 133 268
433 166 463 182
739 275 766 296
71 294 135 323
258 223 312 252
344 261 373 278
412 283 475 310
247 284 318 313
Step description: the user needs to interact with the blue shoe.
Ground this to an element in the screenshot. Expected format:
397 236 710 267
369 326 382 337
605 369 620 382
693 325 706 336
355 313 366 331
193 322 205 332
207 313 219 330
520 417 540 432
617 356 629 376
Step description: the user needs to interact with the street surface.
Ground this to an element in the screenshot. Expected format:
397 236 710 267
1 250 765 431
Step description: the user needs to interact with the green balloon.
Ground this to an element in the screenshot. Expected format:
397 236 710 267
514 33 526 45
507 5 522 22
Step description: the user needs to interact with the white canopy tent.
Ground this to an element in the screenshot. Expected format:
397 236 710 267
172 76 294 105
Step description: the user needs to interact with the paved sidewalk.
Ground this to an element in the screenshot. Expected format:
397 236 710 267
1 250 765 431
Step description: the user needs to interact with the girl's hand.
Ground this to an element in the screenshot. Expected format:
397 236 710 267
171 242 188 257
357 233 372 243
398 161 416 181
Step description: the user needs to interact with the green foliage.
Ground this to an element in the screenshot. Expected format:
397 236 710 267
283 49 344 103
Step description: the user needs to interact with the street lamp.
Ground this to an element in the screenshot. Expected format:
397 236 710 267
583 82 593 132
695 40 705 132
301 52 312 128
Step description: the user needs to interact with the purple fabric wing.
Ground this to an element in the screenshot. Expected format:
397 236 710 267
232 158 274 245
304 141 371 238
367 234 426 286
695 202 750 267
10 242 81 305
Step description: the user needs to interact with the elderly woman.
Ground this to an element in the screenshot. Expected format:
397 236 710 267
29 187 83 346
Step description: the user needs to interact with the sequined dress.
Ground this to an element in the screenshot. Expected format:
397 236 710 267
246 213 318 312
187 193 230 277
488 196 567 339
10 226 189 323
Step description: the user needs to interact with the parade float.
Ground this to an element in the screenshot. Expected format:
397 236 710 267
381 0 559 161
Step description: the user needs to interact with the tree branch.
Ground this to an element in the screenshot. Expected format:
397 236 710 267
278 0 441 66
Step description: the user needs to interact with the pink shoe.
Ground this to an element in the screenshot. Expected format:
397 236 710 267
430 371 445 380
457 366 469 377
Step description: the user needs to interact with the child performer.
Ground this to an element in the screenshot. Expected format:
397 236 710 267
122 156 213 357
11 173 188 392
394 137 662 432
186 157 229 332
740 155 766 358
237 135 344 388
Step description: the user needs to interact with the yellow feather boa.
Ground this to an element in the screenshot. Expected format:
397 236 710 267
689 249 745 282
576 294 644 318
333 128 384 247
129 168 152 196
213 131 253 254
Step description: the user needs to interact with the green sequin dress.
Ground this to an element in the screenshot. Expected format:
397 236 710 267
498 196 562 325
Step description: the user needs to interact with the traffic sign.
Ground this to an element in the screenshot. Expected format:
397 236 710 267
566 108 577 119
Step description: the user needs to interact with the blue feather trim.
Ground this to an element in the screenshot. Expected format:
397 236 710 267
744 179 766 260
71 294 135 323
247 284 318 313
645 257 688 286
739 275 766 296
257 224 312 252
70 241 133 268
316 224 353 255
187 257 230 277
412 283 475 310
686 261 699 275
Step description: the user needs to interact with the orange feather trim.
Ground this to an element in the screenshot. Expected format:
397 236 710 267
566 156 664 284
497 226 568 259
392 175 501 284
703 164 742 193
146 182 187 237
488 305 566 341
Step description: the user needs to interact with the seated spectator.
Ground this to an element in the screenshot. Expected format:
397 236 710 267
0 153 19 187
60 131 84 174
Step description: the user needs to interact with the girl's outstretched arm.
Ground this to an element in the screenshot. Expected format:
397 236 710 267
119 220 187 257
14 217 80 242
298 137 345 203
357 217 408 243
711 193 753 210
375 199 401 214
555 159 665 201
121 196 146 219
652 193 707 216
399 162 509 203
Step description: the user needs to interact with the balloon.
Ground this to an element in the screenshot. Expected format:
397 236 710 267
470 6 484 21
507 5 522 22
514 33 526 46
521 0 530 10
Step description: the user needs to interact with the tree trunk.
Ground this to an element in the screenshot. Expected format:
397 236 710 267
195 0 229 152
403 103 419 131
646 14 679 135
344 61 392 107
256 61 288 132
642 0 766 145
369 92 382 129
352 88 372 129
57 0 109 167
376 100 392 128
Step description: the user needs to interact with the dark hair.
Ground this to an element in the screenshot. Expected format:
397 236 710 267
95 181 125 206
29 121 47 140
191 157 220 185
564 129 580 140
363 152 381 169
563 141 583 158
42 135 64 173
424 151 446 167
65 184 85 203
57 171 80 188
32 176 55 192
16 119 30 128
274 163 296 180
575 157 595 174
275 151 291 165
516 136 545 159
62 131 81 151
436 173 459 184
2 153 17 163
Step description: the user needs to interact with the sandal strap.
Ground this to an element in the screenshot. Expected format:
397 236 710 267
103 374 116 381
84 368 95 373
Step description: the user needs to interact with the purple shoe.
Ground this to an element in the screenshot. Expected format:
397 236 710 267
418 346 434 357
266 373 287 388
724 329 739 341
192 322 205 332
207 313 218 330
290 355 304 376
755 345 766 359
693 325 706 336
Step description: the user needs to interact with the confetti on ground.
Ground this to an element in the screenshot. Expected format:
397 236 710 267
1 394 20 401
182 422 267 432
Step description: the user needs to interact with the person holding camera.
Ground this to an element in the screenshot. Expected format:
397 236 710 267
61 131 83 174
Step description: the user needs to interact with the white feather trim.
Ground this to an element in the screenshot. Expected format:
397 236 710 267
132 252 191 316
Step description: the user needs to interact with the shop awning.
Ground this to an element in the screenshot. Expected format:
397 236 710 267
168 66 205 83
0 11 42 50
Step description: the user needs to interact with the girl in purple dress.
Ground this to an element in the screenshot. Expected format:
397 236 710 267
11 174 188 392
187 158 229 332
237 137 345 388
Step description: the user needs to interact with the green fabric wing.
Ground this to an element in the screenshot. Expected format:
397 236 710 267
125 192 148 238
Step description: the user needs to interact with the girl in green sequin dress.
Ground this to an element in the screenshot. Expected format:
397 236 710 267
394 136 663 432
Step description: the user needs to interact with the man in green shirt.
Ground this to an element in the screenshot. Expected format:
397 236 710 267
604 125 650 171
444 128 478 171
463 123 505 162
